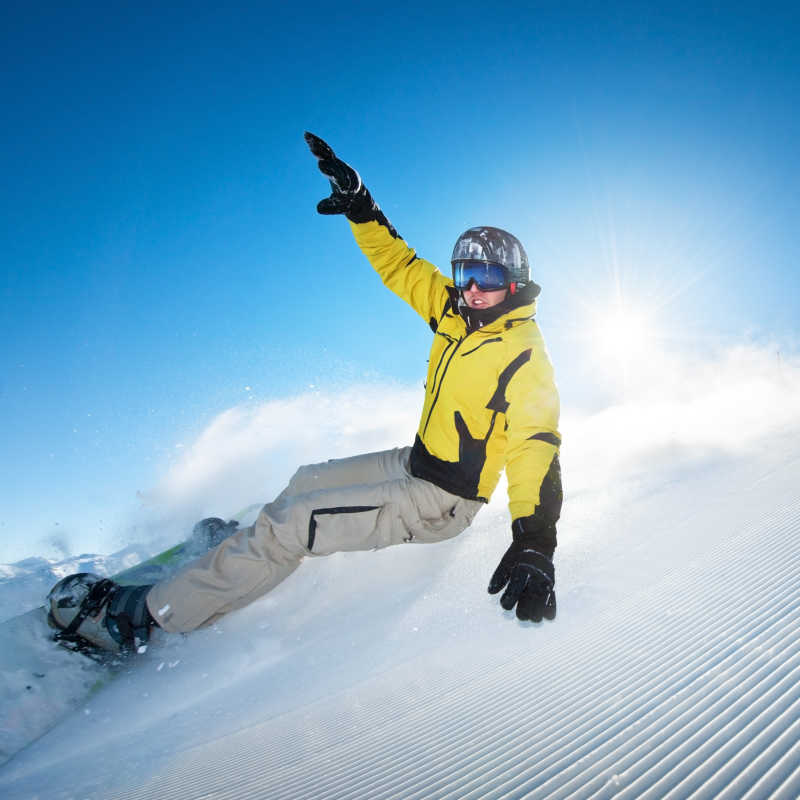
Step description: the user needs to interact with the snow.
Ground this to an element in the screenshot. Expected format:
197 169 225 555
0 548 155 625
2 351 800 798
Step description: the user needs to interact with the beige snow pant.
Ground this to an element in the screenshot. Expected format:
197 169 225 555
146 447 483 633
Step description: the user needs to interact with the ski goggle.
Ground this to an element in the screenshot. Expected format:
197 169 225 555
452 260 510 291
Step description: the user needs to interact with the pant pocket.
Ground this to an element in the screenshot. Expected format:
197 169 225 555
307 505 387 555
408 498 480 543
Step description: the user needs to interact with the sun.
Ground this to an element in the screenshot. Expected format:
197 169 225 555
594 304 654 363
587 299 664 389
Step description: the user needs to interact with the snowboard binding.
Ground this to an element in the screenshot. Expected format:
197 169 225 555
45 517 238 658
47 573 154 658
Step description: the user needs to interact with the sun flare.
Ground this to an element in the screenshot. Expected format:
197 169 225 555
589 300 663 382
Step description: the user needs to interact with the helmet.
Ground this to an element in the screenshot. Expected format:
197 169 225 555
451 226 530 288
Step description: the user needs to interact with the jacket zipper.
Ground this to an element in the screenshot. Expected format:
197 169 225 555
429 333 457 397
422 335 464 436
461 336 502 357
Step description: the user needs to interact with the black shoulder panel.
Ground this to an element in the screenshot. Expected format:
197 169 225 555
430 293 456 332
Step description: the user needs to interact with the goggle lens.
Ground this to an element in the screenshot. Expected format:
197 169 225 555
452 261 509 291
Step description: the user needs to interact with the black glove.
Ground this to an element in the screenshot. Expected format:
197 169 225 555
304 131 365 215
488 537 556 622
304 131 400 236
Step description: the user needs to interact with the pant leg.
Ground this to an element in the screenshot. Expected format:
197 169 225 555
147 447 482 633
278 446 413 498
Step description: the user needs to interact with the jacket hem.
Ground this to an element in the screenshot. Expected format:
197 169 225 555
409 435 488 503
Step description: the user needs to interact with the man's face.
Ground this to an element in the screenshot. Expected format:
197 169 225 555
461 284 508 310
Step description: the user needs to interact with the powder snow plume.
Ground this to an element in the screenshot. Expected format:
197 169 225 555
144 383 422 524
132 341 800 551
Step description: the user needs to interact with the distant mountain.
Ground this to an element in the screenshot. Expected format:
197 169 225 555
0 545 153 623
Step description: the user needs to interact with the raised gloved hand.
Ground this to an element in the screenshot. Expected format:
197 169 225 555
488 534 556 622
304 131 399 236
304 131 364 215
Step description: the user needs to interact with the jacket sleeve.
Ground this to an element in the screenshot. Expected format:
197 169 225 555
349 219 452 326
503 338 562 529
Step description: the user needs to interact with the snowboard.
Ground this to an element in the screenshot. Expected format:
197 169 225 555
0 506 261 766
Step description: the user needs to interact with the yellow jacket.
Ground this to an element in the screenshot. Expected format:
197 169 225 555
350 220 561 526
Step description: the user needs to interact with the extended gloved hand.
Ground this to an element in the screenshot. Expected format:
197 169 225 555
304 131 364 215
304 131 399 236
488 538 556 622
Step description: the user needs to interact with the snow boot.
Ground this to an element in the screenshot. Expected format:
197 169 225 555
47 573 156 656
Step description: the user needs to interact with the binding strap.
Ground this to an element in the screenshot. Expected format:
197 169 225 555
52 577 116 641
106 584 154 649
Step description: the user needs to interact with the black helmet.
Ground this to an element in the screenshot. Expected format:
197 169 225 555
451 226 531 288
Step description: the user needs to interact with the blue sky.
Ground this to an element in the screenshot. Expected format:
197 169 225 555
2 1 799 562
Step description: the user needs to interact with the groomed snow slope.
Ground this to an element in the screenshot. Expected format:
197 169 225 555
2 425 799 797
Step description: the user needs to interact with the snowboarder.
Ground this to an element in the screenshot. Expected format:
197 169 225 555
48 133 563 654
